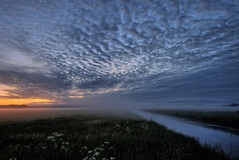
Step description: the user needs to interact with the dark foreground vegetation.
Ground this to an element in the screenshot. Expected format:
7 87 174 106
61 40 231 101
146 110 239 130
0 115 231 160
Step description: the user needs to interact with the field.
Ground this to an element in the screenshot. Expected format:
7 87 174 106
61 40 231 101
0 114 230 160
145 110 239 130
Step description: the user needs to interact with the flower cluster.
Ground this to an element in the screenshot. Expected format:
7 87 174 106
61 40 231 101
82 142 115 160
39 142 47 149
114 123 132 134
115 124 121 128
125 127 132 133
47 132 70 152
47 132 63 142
140 122 149 130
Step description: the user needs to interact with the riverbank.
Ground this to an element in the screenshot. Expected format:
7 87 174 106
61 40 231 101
0 114 230 160
145 109 239 130
134 110 239 159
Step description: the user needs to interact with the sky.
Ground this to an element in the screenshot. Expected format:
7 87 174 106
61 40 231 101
0 0 238 107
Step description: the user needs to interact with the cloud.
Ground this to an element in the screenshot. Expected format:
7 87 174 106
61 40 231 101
0 0 238 105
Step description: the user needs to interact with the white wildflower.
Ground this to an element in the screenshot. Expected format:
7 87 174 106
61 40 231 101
125 127 131 132
93 152 100 156
52 132 63 137
62 142 70 145
47 136 54 140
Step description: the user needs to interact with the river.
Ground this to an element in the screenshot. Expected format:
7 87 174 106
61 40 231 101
134 110 239 157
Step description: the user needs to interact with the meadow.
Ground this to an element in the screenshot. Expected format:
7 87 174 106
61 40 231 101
0 114 231 160
145 110 239 130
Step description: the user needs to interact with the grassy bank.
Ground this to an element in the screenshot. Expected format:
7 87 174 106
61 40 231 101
0 114 230 160
146 110 239 130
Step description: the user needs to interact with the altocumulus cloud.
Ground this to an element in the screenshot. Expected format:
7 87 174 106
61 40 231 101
0 0 238 105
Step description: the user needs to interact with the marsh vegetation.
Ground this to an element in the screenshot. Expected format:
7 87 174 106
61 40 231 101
0 114 231 160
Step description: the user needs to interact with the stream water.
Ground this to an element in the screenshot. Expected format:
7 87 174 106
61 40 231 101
134 110 239 157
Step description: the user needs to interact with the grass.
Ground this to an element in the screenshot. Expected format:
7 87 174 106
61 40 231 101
145 110 239 130
0 114 231 160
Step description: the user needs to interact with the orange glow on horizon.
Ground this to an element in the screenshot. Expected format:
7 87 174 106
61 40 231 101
0 98 55 106
0 83 55 106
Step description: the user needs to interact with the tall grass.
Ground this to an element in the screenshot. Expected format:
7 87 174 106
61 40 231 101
0 115 230 160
